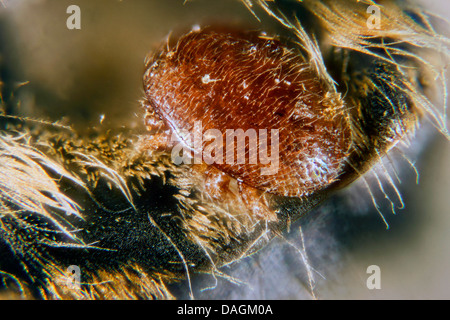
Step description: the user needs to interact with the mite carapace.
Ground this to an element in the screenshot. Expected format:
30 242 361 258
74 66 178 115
142 26 415 220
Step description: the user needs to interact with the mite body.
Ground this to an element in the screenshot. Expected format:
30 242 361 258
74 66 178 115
143 27 352 217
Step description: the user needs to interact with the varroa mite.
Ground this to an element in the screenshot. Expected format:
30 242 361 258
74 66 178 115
143 26 352 220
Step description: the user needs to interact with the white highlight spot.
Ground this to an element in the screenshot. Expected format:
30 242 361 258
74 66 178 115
202 74 219 84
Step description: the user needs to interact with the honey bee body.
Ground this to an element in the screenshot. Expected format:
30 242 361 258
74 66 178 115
0 0 448 299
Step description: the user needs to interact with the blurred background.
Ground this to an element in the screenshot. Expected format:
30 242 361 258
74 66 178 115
0 0 449 299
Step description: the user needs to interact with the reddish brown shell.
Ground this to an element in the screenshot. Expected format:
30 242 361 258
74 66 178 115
143 27 351 197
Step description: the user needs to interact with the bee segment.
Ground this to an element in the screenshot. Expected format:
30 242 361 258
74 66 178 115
143 27 352 198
